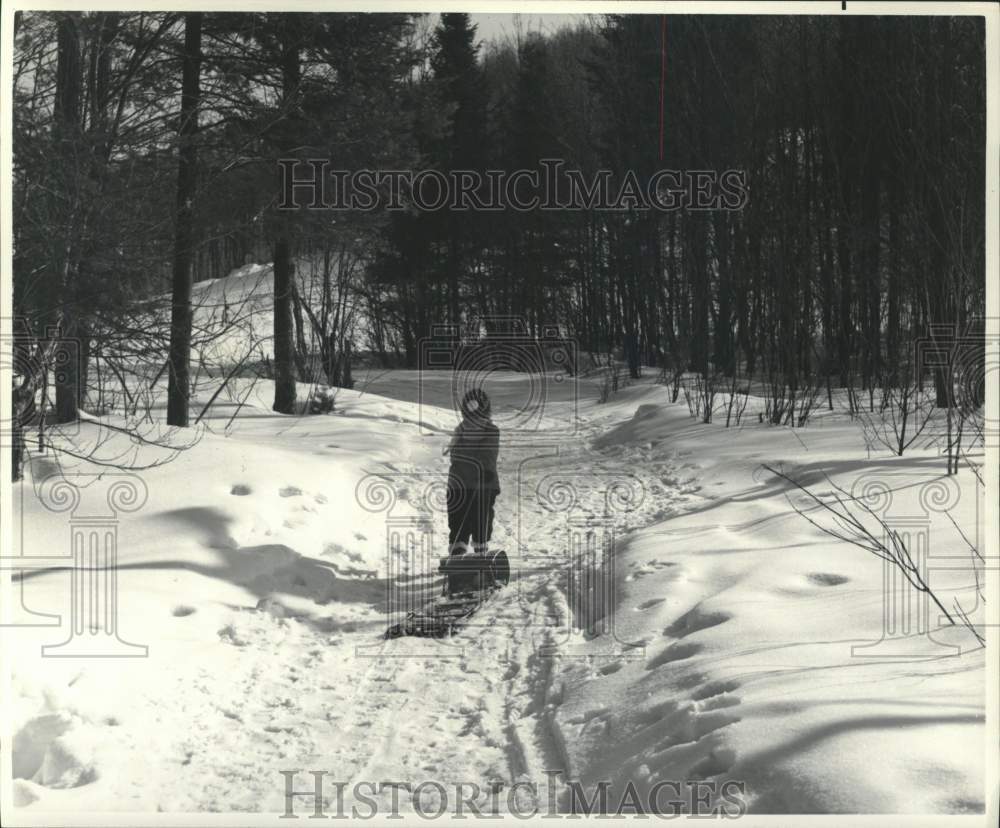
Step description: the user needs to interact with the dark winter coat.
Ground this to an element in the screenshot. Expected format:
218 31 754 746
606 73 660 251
446 416 500 495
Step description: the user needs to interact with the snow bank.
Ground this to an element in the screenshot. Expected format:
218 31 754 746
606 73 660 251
543 388 986 814
5 367 987 817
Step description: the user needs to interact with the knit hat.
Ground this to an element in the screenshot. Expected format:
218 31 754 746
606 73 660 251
461 388 491 419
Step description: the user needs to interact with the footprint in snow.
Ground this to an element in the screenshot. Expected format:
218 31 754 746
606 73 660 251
697 693 741 712
653 710 741 753
632 559 678 578
636 597 666 611
646 641 702 670
692 679 742 701
806 572 849 586
279 486 303 498
675 672 707 691
636 698 679 725
230 484 252 496
663 607 732 639
687 748 737 780
172 605 196 617
626 569 654 582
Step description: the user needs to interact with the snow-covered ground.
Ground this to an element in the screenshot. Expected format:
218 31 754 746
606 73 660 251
4 326 990 817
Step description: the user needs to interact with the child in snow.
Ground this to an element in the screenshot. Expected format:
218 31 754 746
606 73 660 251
443 388 500 556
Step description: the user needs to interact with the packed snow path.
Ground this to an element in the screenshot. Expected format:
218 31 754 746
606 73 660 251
144 416 702 813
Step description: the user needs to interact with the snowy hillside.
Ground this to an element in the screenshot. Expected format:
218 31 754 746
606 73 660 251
7 362 987 816
176 258 370 373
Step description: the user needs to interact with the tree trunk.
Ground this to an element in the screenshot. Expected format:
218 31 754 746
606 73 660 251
272 19 299 414
12 385 26 481
52 13 82 424
167 13 202 427
835 19 856 389
273 239 297 413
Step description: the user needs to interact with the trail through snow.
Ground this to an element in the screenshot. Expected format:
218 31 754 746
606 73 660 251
156 412 699 813
8 372 986 816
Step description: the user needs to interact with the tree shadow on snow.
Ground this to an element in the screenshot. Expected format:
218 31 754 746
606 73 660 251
17 505 437 623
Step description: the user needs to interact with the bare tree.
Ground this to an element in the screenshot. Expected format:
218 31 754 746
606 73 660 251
763 463 955 626
52 12 83 424
166 12 203 427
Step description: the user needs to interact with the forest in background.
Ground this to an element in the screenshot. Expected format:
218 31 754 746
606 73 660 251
9 12 987 474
